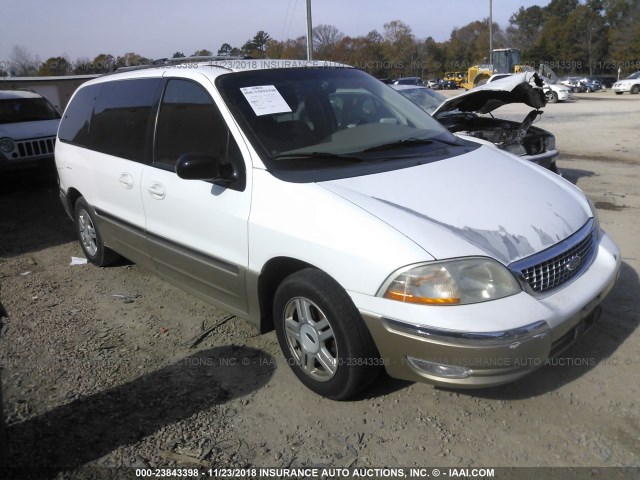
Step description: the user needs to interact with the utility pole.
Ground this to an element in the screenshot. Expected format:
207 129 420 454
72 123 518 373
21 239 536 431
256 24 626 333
306 0 313 61
489 0 493 64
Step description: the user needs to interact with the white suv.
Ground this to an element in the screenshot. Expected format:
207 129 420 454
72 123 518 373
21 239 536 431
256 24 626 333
0 90 60 171
56 59 620 399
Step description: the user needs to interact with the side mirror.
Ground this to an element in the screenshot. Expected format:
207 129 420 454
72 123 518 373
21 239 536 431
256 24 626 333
175 153 242 190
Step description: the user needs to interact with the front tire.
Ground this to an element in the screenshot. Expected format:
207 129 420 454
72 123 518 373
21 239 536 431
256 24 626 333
74 197 120 266
546 91 559 104
631 85 640 95
273 268 381 400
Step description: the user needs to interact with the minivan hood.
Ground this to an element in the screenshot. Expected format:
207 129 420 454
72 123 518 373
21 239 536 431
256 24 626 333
320 146 590 265
0 119 60 140
433 72 547 117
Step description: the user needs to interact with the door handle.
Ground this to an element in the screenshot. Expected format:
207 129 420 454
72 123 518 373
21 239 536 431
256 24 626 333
118 173 133 190
147 183 166 200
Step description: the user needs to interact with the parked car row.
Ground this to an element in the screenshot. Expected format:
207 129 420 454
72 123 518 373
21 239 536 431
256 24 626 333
390 77 461 90
560 76 604 93
559 72 640 95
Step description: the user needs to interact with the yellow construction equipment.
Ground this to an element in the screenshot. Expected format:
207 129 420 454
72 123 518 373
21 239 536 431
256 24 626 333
462 48 525 90
443 71 466 88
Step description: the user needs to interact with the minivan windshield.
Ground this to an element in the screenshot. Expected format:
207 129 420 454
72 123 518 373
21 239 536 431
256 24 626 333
216 68 458 173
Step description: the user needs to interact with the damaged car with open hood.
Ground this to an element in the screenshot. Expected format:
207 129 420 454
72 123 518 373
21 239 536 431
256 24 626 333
393 72 559 173
56 60 620 400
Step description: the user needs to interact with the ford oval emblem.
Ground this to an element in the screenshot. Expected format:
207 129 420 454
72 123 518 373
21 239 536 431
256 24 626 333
566 255 582 272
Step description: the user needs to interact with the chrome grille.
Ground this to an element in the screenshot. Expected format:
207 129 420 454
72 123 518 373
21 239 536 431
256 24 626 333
16 137 56 159
511 220 596 294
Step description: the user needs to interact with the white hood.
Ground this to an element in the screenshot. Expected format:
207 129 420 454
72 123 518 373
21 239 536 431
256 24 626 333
320 145 590 265
0 119 60 141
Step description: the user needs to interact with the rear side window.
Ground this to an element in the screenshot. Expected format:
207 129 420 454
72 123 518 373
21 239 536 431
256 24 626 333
155 79 242 168
58 85 98 146
91 78 162 162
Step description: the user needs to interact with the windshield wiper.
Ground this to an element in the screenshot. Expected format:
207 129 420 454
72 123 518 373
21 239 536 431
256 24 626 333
271 151 366 163
363 137 434 153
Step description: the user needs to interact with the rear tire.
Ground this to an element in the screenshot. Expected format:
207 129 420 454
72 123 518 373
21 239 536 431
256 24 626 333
74 197 120 266
273 268 381 400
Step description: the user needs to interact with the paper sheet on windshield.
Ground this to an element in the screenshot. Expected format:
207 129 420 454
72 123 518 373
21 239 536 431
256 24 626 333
240 85 292 116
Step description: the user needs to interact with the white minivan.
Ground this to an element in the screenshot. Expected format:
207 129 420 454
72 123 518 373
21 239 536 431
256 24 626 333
56 59 620 399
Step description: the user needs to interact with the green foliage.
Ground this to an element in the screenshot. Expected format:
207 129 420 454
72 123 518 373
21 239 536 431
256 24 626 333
545 0 580 18
507 6 545 52
38 57 70 76
116 52 150 68
242 31 272 58
217 44 233 56
74 53 115 74
448 19 506 66
508 0 640 75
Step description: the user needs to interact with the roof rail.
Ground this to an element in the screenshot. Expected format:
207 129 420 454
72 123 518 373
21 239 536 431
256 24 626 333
112 55 253 74
152 55 251 65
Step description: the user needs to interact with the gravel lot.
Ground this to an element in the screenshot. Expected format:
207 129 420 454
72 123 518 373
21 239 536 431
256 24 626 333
1 89 639 478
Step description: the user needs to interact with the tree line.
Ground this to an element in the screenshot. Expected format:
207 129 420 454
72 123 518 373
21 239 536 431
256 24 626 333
3 0 639 80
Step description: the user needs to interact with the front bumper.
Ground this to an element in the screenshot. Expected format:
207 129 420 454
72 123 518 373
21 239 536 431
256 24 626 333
353 233 620 388
522 148 559 171
0 154 55 172
613 84 633 93
556 91 572 101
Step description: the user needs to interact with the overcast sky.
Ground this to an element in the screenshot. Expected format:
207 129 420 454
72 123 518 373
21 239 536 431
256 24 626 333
2 0 549 64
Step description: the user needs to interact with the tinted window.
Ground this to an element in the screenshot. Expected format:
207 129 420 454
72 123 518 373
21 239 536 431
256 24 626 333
91 78 162 162
156 79 241 168
0 97 60 124
58 85 98 146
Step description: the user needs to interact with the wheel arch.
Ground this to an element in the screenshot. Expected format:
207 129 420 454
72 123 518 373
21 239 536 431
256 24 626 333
256 256 320 334
67 187 83 207
63 187 84 218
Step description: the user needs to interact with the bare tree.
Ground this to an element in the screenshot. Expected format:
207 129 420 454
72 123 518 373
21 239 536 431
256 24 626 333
9 45 39 76
312 24 344 58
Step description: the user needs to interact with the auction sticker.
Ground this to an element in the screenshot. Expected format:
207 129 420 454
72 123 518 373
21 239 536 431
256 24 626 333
240 85 292 116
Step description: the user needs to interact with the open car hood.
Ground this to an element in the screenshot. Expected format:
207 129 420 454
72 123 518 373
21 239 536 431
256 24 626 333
433 72 548 117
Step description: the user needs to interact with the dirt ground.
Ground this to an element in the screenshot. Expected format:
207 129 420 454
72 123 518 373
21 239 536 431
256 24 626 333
1 89 639 478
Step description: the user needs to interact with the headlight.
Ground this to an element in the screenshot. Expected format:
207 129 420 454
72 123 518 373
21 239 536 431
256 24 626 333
586 196 601 240
380 258 521 305
501 143 526 156
0 138 15 154
545 135 556 151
